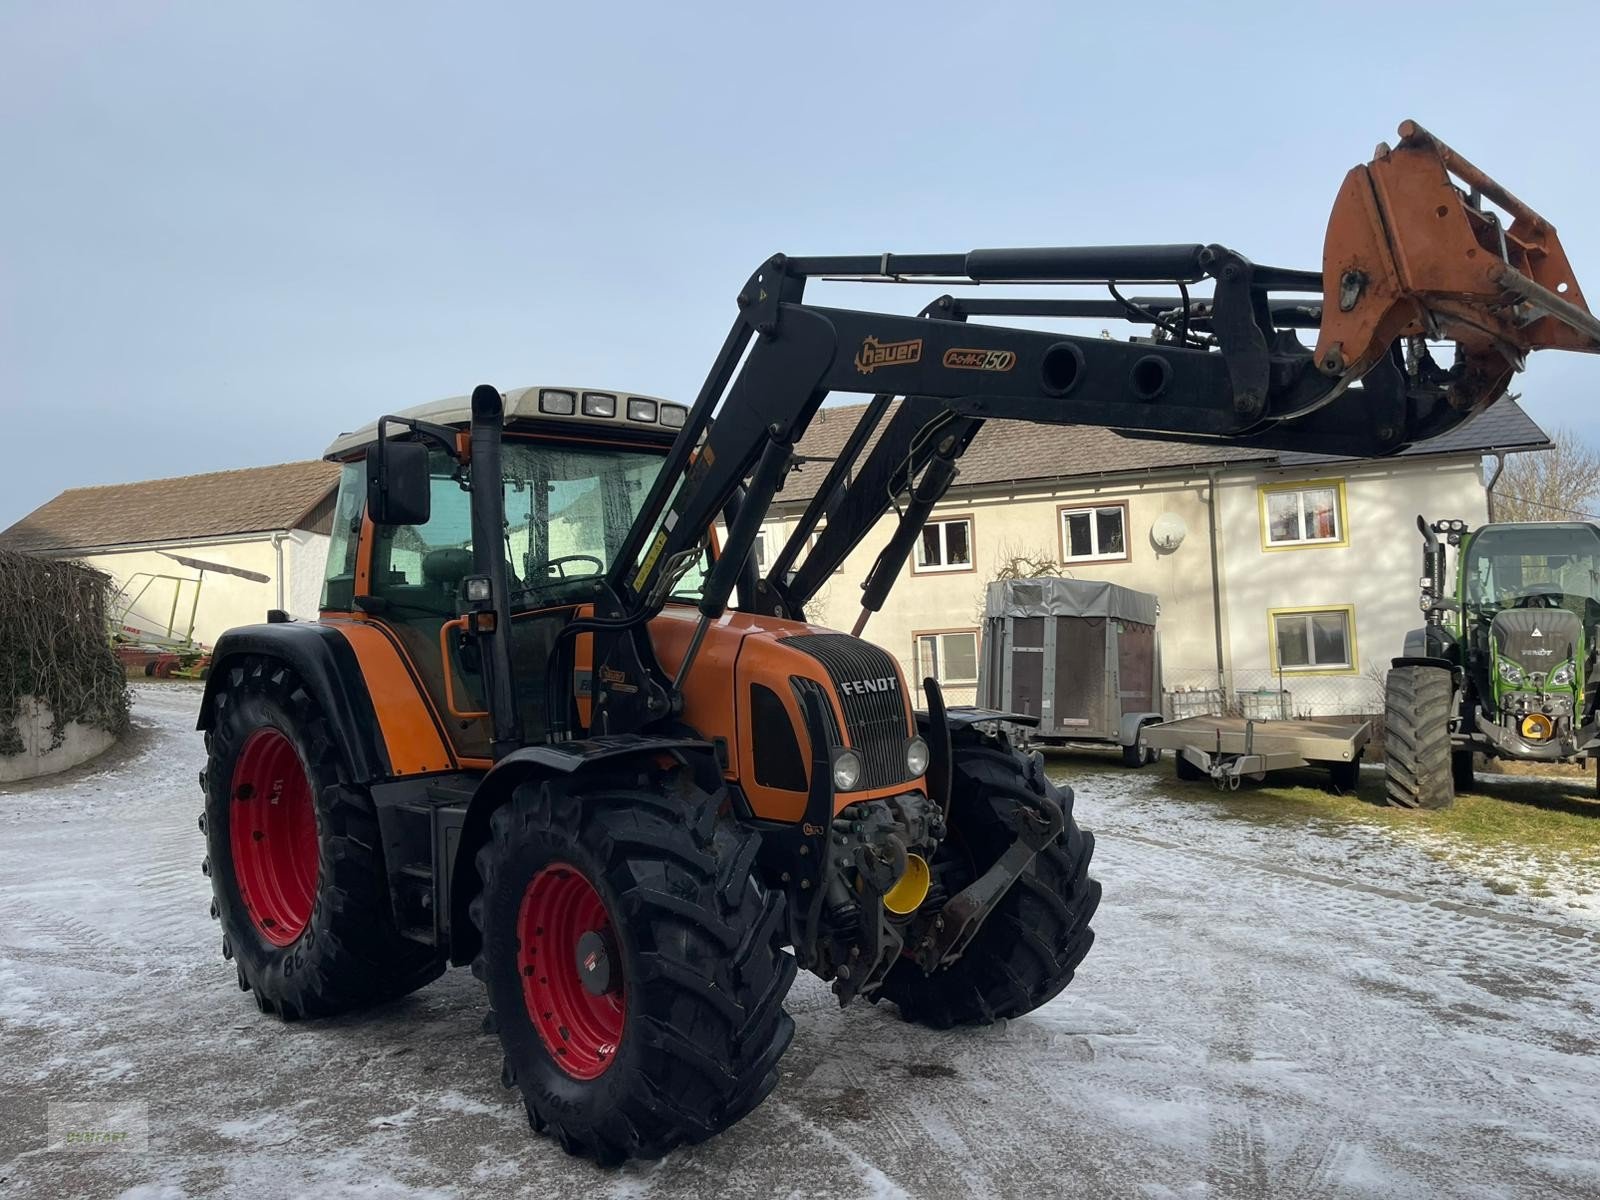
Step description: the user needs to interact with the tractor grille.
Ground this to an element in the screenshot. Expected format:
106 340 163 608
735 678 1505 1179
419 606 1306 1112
1491 608 1581 674
785 633 909 791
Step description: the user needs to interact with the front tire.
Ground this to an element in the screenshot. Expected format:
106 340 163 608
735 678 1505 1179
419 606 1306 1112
1383 665 1456 809
1452 749 1475 794
471 765 796 1164
879 732 1100 1028
201 656 444 1018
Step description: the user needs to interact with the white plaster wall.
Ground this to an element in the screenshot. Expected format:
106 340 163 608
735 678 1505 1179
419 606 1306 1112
772 475 1223 705
1214 456 1489 714
78 539 281 647
285 531 332 619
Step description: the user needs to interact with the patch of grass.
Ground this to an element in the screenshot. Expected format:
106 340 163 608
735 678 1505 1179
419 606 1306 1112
1044 749 1600 859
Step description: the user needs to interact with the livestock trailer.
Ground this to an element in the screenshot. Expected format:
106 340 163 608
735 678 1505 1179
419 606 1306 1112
978 577 1164 764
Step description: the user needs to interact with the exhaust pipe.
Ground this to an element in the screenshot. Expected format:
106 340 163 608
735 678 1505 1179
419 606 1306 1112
469 384 522 759
1417 515 1446 623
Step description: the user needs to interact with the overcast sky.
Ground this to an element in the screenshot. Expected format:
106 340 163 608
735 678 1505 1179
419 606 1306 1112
4 1 1599 527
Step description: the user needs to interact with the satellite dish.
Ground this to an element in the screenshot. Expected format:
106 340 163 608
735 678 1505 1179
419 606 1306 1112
1151 512 1187 553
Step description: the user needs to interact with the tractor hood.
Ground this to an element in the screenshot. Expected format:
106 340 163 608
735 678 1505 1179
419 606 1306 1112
646 606 921 822
1491 609 1581 674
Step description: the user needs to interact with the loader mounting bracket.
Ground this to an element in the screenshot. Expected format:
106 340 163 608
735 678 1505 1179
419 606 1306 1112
909 783 1064 973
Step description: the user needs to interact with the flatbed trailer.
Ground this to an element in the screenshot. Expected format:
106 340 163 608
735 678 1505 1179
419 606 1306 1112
1139 715 1371 791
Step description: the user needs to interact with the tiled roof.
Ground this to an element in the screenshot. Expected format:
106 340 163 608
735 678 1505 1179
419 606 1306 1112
1275 395 1550 467
778 396 1548 503
0 461 343 554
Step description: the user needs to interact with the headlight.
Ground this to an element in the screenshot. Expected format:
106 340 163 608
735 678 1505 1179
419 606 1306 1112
1549 661 1576 688
538 388 576 415
1499 658 1524 686
831 749 863 792
905 736 930 777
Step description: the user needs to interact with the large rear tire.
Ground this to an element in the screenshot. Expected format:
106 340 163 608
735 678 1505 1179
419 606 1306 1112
471 765 796 1164
878 732 1100 1028
201 656 444 1018
1383 665 1455 809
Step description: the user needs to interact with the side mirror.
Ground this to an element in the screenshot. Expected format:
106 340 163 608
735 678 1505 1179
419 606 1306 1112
366 440 432 526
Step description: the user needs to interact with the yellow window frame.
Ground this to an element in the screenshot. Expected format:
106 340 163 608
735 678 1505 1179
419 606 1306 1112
1257 478 1349 552
1266 604 1359 676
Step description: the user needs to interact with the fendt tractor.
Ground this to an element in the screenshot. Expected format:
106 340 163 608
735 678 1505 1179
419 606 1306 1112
1385 517 1600 808
196 123 1598 1161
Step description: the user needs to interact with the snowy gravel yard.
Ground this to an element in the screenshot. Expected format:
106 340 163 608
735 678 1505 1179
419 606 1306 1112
3 685 1599 1200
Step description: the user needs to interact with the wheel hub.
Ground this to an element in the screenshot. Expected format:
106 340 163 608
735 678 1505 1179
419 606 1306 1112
575 928 620 996
228 727 319 947
516 864 625 1080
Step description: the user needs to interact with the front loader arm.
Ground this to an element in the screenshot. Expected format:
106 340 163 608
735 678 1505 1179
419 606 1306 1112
596 121 1598 719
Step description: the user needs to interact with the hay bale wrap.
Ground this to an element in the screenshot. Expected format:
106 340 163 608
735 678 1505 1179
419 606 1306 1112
0 548 130 759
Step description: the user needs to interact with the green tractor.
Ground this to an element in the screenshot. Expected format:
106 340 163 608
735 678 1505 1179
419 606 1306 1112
1385 516 1600 808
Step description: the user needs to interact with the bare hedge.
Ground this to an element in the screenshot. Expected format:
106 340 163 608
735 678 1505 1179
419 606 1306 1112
0 548 130 757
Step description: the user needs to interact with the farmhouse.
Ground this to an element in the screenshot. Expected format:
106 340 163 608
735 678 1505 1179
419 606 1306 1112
0 461 341 647
763 397 1551 714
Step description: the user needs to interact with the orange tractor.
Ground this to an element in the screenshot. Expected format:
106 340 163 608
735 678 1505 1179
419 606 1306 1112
196 124 1597 1162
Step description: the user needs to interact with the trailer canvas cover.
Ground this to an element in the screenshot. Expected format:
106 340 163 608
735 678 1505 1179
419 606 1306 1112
983 578 1159 625
981 578 1161 746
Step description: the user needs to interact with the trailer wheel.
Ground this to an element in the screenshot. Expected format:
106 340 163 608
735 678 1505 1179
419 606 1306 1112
1327 754 1362 795
471 766 796 1164
1120 741 1158 768
1383 665 1455 809
200 656 444 1017
878 732 1099 1029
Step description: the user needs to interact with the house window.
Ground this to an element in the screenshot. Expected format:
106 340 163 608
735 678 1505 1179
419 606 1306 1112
1261 480 1346 548
1270 607 1356 673
752 528 769 572
1059 502 1128 563
915 629 980 685
914 517 974 573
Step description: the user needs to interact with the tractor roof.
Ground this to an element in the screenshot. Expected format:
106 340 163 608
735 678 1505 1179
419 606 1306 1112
323 385 686 459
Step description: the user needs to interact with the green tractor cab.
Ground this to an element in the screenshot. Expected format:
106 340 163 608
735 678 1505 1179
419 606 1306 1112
1386 517 1600 807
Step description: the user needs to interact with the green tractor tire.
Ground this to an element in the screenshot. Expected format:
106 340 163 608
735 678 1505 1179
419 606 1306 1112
1383 665 1455 810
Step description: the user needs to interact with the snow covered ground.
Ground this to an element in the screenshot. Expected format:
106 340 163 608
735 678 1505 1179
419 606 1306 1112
2 685 1598 1200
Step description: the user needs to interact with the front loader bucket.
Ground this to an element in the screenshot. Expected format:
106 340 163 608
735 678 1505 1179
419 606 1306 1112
1317 119 1600 415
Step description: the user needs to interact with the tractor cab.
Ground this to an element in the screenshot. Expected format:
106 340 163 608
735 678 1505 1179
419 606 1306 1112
318 386 697 759
1459 522 1600 709
1461 522 1600 626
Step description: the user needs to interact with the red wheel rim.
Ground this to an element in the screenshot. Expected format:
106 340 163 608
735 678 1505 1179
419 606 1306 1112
229 728 319 947
517 863 625 1080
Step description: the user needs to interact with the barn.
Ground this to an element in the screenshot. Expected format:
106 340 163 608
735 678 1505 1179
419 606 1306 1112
0 461 341 648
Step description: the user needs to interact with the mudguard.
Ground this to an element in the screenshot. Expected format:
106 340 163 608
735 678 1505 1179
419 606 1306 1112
936 705 1041 730
1391 654 1457 674
1119 711 1165 748
197 622 390 784
447 734 715 965
1401 624 1460 663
